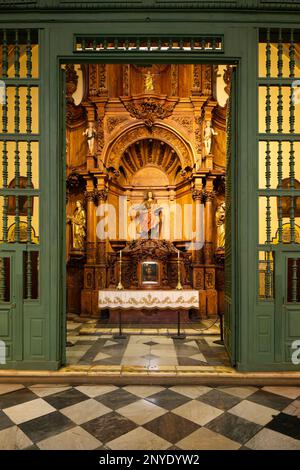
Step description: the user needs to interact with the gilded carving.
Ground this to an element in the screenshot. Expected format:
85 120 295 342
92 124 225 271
85 269 94 289
98 64 107 95
192 189 203 201
123 64 130 96
97 116 105 156
205 269 215 290
195 116 203 154
89 64 97 96
202 65 213 96
120 96 178 128
171 116 193 134
170 64 178 96
192 64 201 93
106 116 128 134
107 125 193 169
194 269 204 290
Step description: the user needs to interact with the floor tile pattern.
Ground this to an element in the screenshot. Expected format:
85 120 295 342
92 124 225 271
0 384 299 450
66 319 230 368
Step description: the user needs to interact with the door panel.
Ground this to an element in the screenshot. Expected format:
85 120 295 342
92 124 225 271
0 253 16 363
277 253 300 364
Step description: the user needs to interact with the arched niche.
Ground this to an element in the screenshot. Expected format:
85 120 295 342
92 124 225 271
103 122 195 171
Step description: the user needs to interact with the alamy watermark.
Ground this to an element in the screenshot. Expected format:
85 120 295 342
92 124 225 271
291 340 300 365
0 80 6 105
0 340 6 365
292 80 300 105
94 197 205 251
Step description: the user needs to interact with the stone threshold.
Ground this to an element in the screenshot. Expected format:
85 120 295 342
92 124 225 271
0 366 300 385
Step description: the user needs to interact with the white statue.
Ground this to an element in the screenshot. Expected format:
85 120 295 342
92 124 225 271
204 120 218 156
83 122 97 155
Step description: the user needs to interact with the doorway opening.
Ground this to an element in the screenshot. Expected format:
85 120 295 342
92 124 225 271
64 62 235 372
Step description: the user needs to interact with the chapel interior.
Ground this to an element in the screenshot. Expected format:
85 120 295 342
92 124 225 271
65 63 230 327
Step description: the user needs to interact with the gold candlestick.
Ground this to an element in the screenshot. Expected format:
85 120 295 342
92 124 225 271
116 250 124 290
176 250 183 290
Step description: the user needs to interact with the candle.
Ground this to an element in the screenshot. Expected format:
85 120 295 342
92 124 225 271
178 250 180 261
120 250 122 261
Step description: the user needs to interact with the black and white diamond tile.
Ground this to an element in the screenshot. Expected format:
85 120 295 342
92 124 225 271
66 319 230 368
0 384 299 450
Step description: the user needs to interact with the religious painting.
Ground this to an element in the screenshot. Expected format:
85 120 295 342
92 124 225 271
141 261 159 285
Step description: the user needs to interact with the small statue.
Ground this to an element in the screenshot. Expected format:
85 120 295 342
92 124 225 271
204 120 218 156
216 202 226 249
83 122 97 155
132 191 162 239
69 200 86 252
145 70 154 92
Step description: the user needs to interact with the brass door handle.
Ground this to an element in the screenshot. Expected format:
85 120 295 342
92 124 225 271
11 303 16 308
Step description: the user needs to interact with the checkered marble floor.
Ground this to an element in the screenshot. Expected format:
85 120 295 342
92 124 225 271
0 384 299 450
66 318 230 368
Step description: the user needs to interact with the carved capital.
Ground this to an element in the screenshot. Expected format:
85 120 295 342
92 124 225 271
84 190 96 203
94 189 108 203
203 190 215 202
192 189 203 201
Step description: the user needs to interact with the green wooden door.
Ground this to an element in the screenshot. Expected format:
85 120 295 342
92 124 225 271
224 67 237 366
276 252 300 365
0 250 23 364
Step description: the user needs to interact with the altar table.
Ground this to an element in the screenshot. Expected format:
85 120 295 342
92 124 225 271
98 290 200 338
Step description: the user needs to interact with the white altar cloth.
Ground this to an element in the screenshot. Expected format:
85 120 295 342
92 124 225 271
98 290 199 310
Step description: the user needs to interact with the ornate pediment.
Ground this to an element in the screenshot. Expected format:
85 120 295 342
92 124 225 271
120 95 179 129
125 239 178 260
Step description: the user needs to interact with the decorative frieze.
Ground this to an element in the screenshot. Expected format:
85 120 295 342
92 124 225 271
120 95 179 128
171 116 193 134
106 116 128 134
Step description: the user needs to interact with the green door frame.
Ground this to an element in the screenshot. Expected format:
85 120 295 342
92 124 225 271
54 26 245 370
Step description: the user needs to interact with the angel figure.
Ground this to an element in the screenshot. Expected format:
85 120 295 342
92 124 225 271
204 120 218 156
83 122 97 155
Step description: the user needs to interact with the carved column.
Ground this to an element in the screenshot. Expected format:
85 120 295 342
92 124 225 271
95 188 108 264
203 189 215 265
81 185 97 317
203 179 218 317
192 188 204 264
84 187 97 265
93 188 108 316
192 187 205 317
